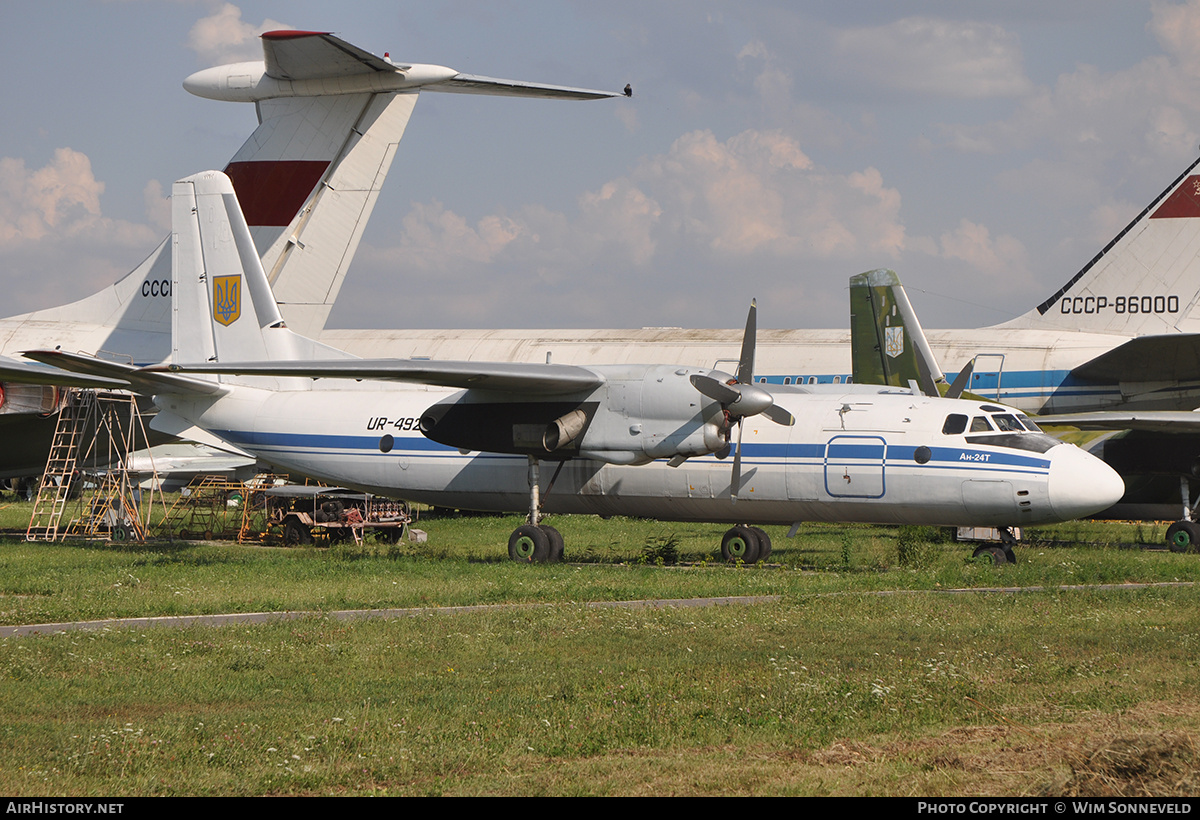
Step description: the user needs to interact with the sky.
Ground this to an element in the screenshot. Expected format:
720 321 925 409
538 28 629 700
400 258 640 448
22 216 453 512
1 1 1199 332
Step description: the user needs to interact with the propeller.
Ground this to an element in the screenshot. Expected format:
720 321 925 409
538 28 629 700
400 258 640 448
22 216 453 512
689 299 794 502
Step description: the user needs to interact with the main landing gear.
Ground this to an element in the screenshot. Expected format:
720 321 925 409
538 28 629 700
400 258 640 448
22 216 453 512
508 457 567 563
720 525 772 564
1165 477 1200 554
970 526 1018 565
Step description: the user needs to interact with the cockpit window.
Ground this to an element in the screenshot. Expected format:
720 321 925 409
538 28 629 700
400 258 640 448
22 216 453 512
970 416 994 433
991 413 1024 432
942 414 968 435
1018 414 1043 432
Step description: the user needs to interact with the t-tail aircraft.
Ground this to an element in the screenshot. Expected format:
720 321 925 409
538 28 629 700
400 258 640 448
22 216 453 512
20 171 1125 563
320 155 1200 422
0 30 620 481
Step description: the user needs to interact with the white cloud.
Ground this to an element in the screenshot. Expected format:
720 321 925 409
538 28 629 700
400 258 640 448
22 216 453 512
0 148 104 245
388 129 906 273
187 3 292 66
938 1 1200 164
0 149 160 313
939 219 1030 284
834 17 1032 98
346 129 914 328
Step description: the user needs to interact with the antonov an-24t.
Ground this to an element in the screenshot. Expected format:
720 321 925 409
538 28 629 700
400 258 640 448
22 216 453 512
23 172 1126 563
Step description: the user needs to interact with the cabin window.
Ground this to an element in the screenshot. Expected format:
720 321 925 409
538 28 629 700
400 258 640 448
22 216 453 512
808 376 817 384
970 416 994 433
942 414 968 435
846 376 853 383
833 376 841 384
783 377 792 385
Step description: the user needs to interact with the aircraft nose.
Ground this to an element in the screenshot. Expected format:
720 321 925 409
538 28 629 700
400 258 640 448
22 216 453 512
1047 444 1125 521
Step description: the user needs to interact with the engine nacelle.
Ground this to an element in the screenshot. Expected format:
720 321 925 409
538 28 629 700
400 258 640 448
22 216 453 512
418 365 730 463
0 383 62 416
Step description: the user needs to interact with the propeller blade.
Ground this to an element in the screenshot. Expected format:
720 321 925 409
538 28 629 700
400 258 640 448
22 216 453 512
730 419 743 503
735 299 757 385
690 373 740 404
946 360 975 399
762 404 795 426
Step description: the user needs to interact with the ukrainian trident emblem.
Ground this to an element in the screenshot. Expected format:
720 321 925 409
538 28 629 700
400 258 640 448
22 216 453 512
884 325 904 358
213 275 241 326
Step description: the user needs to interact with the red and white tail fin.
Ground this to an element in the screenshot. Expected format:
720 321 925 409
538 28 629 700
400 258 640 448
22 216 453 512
1002 155 1200 336
192 30 621 338
0 31 619 365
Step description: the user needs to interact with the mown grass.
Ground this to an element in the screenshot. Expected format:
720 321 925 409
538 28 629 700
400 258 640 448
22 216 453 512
0 515 1197 626
0 511 1198 795
1 588 1197 795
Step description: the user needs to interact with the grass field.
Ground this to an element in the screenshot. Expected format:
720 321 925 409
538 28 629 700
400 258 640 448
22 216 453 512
0 506 1197 796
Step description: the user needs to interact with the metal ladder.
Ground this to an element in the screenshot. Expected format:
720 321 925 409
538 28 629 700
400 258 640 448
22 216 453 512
26 390 94 541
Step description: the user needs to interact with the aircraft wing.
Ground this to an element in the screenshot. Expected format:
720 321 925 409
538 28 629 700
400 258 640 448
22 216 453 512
260 31 620 99
1069 334 1200 383
150 359 606 395
21 351 226 397
1037 410 1200 433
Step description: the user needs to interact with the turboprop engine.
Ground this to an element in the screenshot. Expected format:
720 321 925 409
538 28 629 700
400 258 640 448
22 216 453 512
418 364 734 466
419 300 793 495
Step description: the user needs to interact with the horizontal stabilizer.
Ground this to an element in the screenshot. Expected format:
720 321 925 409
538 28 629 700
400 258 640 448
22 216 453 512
261 30 395 79
149 358 606 395
431 73 622 100
1070 334 1200 383
0 356 127 389
1038 410 1200 433
186 31 622 102
22 351 226 397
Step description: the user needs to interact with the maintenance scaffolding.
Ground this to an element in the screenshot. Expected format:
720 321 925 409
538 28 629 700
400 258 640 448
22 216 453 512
26 389 166 542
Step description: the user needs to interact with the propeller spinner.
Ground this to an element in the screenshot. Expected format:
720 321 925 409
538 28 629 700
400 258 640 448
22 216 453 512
689 300 794 501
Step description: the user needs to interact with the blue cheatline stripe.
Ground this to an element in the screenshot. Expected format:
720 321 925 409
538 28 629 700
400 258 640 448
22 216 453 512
214 429 1051 478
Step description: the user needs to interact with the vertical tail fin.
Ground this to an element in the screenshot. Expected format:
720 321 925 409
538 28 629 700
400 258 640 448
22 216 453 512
849 269 943 396
1004 155 1200 335
170 171 352 372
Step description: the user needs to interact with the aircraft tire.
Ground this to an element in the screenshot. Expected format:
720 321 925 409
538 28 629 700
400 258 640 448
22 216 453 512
721 526 761 564
539 525 565 562
509 525 550 563
749 526 772 560
971 545 1009 565
1166 520 1200 553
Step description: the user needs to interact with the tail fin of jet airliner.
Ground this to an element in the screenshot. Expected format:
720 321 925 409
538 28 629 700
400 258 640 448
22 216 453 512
3 31 619 365
1002 155 1200 336
191 30 620 339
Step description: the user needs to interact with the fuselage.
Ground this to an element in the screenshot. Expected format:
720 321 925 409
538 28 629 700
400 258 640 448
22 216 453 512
154 379 1124 527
